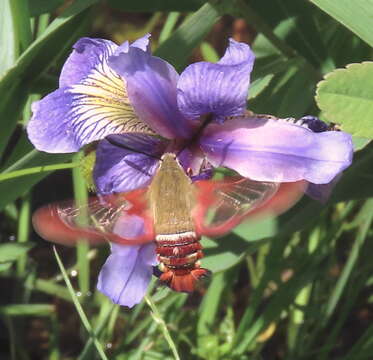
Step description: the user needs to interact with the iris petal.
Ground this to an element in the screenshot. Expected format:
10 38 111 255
108 45 192 139
94 133 167 194
200 116 353 184
97 214 157 308
97 243 156 307
27 37 153 153
177 39 255 123
60 38 117 87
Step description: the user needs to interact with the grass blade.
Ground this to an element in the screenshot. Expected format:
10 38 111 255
53 246 108 360
145 295 180 360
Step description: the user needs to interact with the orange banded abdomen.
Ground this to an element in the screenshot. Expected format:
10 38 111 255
155 232 210 292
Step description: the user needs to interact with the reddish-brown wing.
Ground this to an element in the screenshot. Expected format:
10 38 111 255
193 177 306 237
32 188 155 246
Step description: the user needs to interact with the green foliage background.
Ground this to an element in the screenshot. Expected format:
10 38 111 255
1 0 373 359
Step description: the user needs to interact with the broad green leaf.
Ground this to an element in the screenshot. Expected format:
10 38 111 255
310 0 373 48
108 0 205 12
316 62 373 138
0 304 54 316
28 0 64 16
0 242 34 263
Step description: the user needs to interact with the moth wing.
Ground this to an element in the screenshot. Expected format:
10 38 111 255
32 188 155 246
193 177 306 237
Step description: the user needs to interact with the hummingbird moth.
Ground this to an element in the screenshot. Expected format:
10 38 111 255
33 153 305 292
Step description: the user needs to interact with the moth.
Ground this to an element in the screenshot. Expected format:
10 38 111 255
33 153 305 292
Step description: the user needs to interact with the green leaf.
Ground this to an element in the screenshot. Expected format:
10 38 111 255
9 0 33 53
28 0 64 16
0 304 54 316
248 74 274 100
353 136 371 151
53 246 109 360
108 0 205 12
202 236 267 273
200 42 219 62
310 0 373 47
0 1 17 77
0 150 72 211
0 242 34 263
316 62 373 138
0 263 12 272
250 0 327 68
251 59 315 117
154 1 222 70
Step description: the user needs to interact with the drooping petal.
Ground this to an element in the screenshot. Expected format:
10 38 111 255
108 45 192 139
27 37 153 153
97 214 157 308
200 116 353 184
177 39 255 123
94 133 167 194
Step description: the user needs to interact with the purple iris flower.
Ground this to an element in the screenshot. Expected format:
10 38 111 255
27 34 353 307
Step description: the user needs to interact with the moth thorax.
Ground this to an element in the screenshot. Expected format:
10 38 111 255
148 153 196 236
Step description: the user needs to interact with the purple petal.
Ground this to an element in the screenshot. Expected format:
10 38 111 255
97 242 157 308
27 88 81 153
115 33 151 55
177 39 255 123
200 116 353 184
113 213 146 238
60 35 150 87
59 38 117 87
94 133 167 194
108 46 192 139
28 37 153 153
97 213 157 307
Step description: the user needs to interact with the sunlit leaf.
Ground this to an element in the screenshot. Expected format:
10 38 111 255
316 62 373 138
310 0 373 47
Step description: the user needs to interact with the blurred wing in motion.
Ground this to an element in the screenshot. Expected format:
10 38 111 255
193 177 306 237
32 188 155 246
